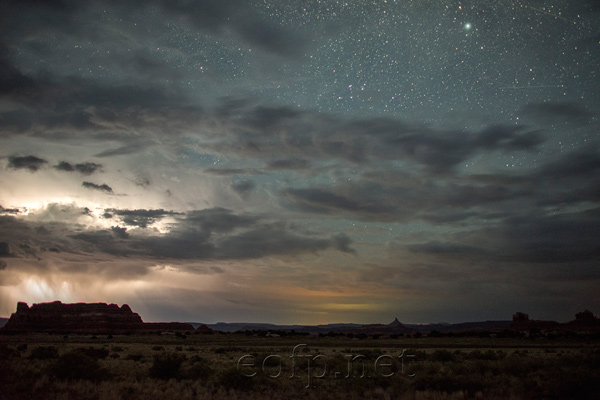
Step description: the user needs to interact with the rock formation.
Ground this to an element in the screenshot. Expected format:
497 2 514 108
512 312 529 323
575 309 595 321
510 310 600 333
1 301 194 333
195 324 214 334
566 309 600 331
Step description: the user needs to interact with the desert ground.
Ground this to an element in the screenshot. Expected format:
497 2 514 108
1 331 599 400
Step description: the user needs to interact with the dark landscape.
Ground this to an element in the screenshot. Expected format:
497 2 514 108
1 301 599 400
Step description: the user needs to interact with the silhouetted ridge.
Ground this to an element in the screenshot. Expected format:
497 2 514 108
1 301 196 333
510 310 600 333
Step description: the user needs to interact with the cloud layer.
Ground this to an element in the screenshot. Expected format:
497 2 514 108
1 0 599 323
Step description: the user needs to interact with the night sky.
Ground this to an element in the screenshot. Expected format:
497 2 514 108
1 0 599 324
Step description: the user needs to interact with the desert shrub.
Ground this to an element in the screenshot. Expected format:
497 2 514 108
29 345 59 360
185 356 214 380
126 353 144 362
467 349 501 361
501 354 547 377
50 350 109 381
413 369 482 393
111 345 124 352
151 345 164 351
218 367 254 390
411 349 427 360
214 346 243 354
429 349 456 362
149 352 187 380
356 348 382 359
0 344 17 359
16 344 28 352
545 366 600 400
76 346 109 359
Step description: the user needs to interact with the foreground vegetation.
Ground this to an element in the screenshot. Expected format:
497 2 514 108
1 332 599 399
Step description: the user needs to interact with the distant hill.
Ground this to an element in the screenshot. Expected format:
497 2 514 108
1 301 199 334
187 319 513 335
510 310 600 334
406 320 512 333
191 318 414 335
6 302 597 336
188 321 363 333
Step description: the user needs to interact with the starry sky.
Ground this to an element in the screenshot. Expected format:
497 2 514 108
1 0 599 324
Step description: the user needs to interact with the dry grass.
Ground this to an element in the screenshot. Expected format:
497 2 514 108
1 333 599 400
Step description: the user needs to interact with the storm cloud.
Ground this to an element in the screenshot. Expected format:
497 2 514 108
1 0 599 324
7 155 48 172
82 182 113 194
54 161 102 175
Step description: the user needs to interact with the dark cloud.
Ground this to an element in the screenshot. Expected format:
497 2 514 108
476 125 544 150
54 161 102 175
7 155 48 172
1 43 547 175
276 140 600 225
1 0 310 77
4 206 355 262
32 202 92 222
183 208 259 234
0 242 12 256
366 122 543 172
105 208 183 228
82 181 113 194
210 266 225 274
537 148 600 181
0 110 33 136
155 0 309 57
267 158 311 170
0 81 187 140
110 226 129 239
231 180 255 198
0 206 21 215
0 41 37 98
280 180 422 222
197 101 547 173
407 241 486 256
282 188 371 214
93 142 154 158
134 176 150 188
0 43 194 137
215 226 354 259
138 229 215 259
493 213 600 264
0 205 355 266
332 233 355 254
204 168 261 176
69 230 132 256
404 210 600 268
520 102 594 124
